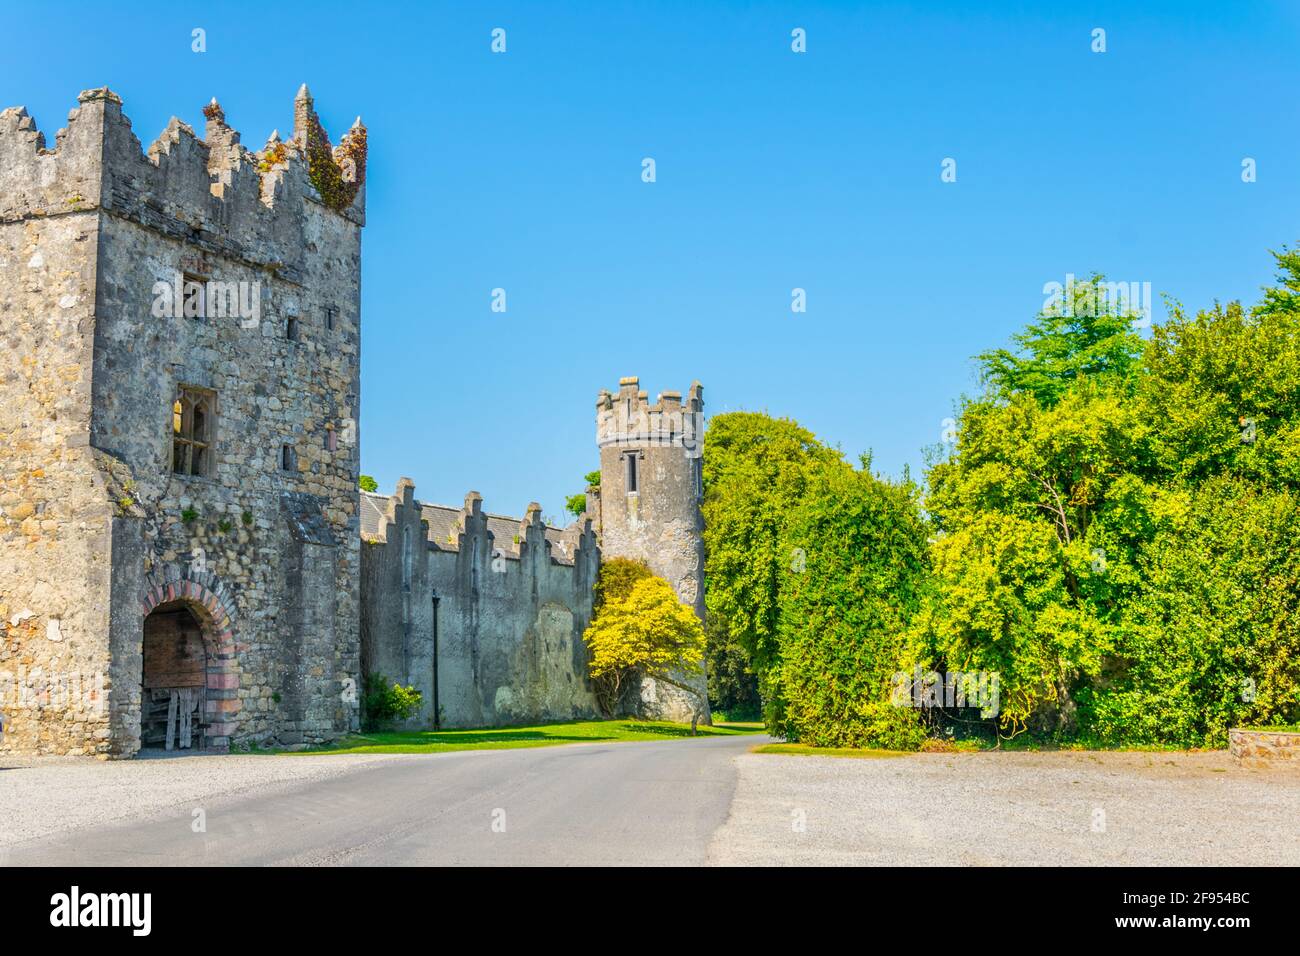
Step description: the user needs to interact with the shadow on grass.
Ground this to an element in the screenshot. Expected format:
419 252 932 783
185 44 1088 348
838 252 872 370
348 730 617 746
281 717 762 756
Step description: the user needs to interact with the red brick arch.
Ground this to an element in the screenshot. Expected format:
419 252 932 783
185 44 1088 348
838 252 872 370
139 575 240 750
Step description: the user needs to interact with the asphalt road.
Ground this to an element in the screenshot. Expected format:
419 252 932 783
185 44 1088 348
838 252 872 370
6 734 767 866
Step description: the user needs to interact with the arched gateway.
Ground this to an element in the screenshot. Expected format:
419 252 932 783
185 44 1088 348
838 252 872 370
138 577 240 751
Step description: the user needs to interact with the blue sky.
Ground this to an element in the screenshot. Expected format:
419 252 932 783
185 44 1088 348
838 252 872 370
5 1 1299 520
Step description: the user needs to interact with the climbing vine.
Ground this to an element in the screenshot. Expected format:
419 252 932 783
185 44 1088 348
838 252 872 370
304 113 366 212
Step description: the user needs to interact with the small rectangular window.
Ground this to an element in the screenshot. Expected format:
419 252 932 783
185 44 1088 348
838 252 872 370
625 452 638 494
325 307 337 332
325 425 337 452
281 444 297 472
172 387 215 477
286 317 300 341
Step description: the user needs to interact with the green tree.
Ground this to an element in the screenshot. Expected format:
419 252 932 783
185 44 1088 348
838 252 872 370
919 281 1152 736
584 574 708 729
359 474 378 493
774 459 930 749
705 615 761 720
1080 476 1300 746
920 250 1300 744
702 413 844 683
564 471 603 520
701 412 850 733
978 274 1145 407
591 556 652 614
1137 294 1300 486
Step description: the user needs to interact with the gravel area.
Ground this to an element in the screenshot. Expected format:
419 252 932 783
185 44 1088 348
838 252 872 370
0 751 393 851
708 749 1300 866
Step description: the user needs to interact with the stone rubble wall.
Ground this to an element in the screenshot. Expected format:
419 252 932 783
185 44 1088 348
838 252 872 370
1230 728 1300 764
360 480 601 728
0 206 114 755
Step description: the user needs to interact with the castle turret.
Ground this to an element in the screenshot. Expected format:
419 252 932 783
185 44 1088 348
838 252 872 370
595 376 709 724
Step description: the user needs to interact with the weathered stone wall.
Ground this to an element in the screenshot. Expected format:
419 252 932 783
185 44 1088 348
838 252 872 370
360 482 601 728
0 86 366 756
593 376 709 723
1230 728 1300 764
0 98 114 753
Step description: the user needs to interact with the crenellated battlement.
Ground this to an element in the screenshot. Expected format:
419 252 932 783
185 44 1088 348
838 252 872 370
361 484 597 568
595 375 704 456
0 86 367 281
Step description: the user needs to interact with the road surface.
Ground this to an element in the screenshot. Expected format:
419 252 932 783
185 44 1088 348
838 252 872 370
5 737 1297 865
4 734 765 866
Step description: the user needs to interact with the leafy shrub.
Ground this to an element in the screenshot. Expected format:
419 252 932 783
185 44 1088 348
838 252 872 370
774 461 930 750
363 674 423 730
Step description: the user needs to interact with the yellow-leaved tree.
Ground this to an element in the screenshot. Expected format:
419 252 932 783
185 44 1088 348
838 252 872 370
584 564 708 731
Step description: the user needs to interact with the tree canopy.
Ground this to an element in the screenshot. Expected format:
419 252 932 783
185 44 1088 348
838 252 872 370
700 250 1300 748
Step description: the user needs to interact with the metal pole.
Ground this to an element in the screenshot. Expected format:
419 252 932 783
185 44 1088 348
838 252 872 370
431 594 440 730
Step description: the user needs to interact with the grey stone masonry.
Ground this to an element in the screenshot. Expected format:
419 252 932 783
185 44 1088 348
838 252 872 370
591 376 710 724
0 87 367 756
360 481 601 728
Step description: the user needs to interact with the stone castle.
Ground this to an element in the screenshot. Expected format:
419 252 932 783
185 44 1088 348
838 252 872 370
0 87 707 757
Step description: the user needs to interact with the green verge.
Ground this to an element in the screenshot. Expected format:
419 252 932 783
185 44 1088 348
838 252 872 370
752 742 910 759
273 719 763 756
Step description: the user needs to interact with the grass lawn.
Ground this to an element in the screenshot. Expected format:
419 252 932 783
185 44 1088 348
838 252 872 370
279 719 764 755
752 742 910 759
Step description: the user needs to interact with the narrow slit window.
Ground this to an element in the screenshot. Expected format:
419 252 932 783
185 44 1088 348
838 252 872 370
625 452 638 494
286 317 300 342
281 444 297 472
325 307 337 332
325 424 337 452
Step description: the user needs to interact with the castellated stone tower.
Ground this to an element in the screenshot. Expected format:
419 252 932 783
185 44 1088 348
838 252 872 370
0 87 367 756
590 376 710 724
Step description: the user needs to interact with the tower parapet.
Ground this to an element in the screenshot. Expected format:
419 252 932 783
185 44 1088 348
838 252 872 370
596 376 704 459
0 86 367 282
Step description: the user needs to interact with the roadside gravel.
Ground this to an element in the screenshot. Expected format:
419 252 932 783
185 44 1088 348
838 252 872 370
708 749 1300 866
0 751 392 849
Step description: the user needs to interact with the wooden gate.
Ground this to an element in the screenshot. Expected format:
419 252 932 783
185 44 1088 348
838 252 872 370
142 604 207 749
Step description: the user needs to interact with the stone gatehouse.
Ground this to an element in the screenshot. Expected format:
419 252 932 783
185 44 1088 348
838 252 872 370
0 87 706 758
0 87 365 756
